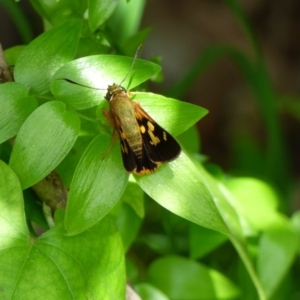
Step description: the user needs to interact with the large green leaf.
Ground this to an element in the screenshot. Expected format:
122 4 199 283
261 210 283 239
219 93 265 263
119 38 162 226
14 19 82 94
51 55 161 110
9 101 80 189
65 134 128 235
0 161 125 299
135 153 228 234
0 82 37 144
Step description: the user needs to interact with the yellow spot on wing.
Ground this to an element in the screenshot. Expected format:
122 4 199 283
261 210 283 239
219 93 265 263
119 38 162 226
148 128 160 145
163 131 167 141
140 125 146 133
147 121 155 131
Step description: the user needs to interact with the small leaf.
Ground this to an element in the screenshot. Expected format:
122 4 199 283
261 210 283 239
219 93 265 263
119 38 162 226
114 202 142 251
209 268 241 299
4 45 26 66
65 134 128 235
51 55 161 110
55 136 95 188
9 101 80 189
0 161 28 236
14 19 82 94
30 0 81 25
88 0 119 32
291 210 300 246
189 224 228 259
0 82 37 143
106 0 146 43
122 178 144 217
257 217 298 299
134 283 169 300
148 255 240 299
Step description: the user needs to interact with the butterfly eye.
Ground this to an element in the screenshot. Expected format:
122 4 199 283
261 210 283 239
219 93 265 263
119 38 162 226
105 92 112 101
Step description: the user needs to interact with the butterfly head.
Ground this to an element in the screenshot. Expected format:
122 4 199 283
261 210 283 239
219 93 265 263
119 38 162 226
105 84 127 101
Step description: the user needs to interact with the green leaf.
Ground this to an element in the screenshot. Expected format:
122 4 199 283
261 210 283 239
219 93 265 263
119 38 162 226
0 161 28 236
131 92 208 136
177 125 201 154
55 136 94 188
194 169 268 299
113 202 142 252
122 27 152 56
141 233 174 255
30 0 81 25
189 224 228 259
225 178 280 230
9 101 80 189
0 161 125 298
134 283 169 300
257 217 298 299
148 255 240 299
135 152 228 234
51 55 161 110
291 210 300 249
88 0 119 32
209 267 241 299
0 82 37 144
65 134 128 235
107 0 146 43
4 45 26 66
122 178 144 218
14 19 82 94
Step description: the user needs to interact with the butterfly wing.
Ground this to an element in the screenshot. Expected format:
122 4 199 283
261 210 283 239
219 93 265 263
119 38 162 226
113 111 158 175
133 101 181 163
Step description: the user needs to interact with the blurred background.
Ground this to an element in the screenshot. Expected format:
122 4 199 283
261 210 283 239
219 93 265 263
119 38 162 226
1 0 300 210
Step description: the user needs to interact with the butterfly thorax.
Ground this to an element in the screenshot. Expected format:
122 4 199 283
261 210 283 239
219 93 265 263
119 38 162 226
108 84 143 160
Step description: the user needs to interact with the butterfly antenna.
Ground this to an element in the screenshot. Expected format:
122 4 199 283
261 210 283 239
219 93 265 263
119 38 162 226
119 44 143 86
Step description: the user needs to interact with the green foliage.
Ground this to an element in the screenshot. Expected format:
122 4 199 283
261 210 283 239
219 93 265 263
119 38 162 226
0 0 299 300
0 162 125 299
9 101 80 189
